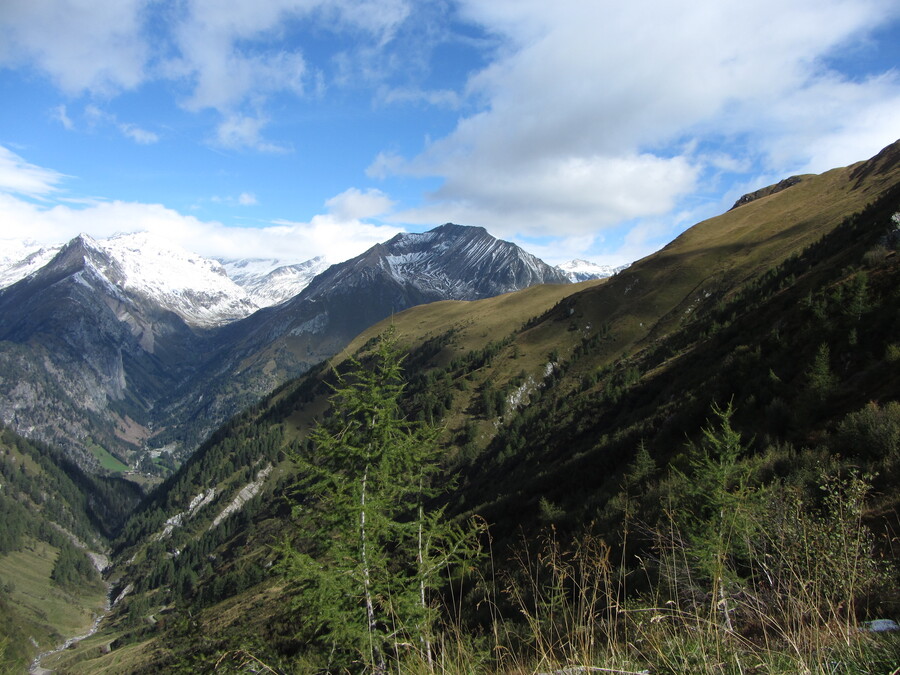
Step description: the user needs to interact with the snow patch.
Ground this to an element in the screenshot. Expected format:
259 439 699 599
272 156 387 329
219 256 328 307
95 232 259 326
0 241 61 288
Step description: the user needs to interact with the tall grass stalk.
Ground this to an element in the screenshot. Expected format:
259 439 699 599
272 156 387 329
486 471 895 674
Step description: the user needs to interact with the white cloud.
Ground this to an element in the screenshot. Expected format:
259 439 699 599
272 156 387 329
165 0 414 149
393 153 698 236
1 0 417 154
0 0 412 104
0 0 148 95
177 47 307 113
325 187 395 220
52 105 74 131
214 113 289 153
265 215 404 262
749 72 900 174
82 105 160 144
0 164 402 264
212 192 259 207
0 146 67 197
377 86 461 109
119 124 160 145
379 0 900 244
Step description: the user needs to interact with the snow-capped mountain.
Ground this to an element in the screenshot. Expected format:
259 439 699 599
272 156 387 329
291 223 569 311
0 240 63 288
0 232 257 327
556 259 630 283
94 232 260 327
218 256 330 307
0 233 333 324
187 223 570 437
0 233 213 468
368 224 569 298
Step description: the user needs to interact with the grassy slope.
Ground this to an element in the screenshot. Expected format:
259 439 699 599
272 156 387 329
0 428 129 671
73 140 900 672
0 543 106 656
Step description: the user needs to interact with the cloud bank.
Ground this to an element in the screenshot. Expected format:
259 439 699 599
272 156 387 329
0 163 401 264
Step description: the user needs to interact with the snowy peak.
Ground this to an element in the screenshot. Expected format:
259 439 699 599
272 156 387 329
1 232 330 325
219 256 329 307
94 232 258 327
557 259 630 283
1 224 571 333
343 222 568 299
22 232 259 328
0 240 62 288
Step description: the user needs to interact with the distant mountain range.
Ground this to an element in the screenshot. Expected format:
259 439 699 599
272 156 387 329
557 258 630 282
0 223 598 472
0 233 328 326
0 232 621 327
217 255 330 308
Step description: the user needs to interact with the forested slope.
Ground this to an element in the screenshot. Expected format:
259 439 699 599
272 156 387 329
0 427 142 671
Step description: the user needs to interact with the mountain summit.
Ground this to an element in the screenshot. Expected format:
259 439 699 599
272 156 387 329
197 224 569 422
304 223 567 302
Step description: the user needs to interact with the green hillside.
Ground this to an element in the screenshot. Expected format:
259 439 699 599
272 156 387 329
0 427 143 672
34 141 900 673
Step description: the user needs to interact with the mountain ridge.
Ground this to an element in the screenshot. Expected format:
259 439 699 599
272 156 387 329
0 224 571 473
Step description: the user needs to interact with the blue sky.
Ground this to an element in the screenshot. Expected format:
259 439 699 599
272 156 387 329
1 0 899 267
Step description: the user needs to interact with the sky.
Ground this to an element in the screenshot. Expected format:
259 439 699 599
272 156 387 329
1 0 899 268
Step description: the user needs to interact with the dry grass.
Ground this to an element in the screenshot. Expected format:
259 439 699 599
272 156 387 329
0 542 106 652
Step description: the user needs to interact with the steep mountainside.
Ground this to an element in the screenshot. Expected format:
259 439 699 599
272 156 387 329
0 235 210 470
154 224 570 451
48 141 900 672
0 426 140 672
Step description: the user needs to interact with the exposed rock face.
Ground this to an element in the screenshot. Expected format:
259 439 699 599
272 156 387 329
730 176 805 210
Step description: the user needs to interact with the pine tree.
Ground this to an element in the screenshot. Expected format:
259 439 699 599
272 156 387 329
672 402 756 631
280 328 475 672
807 342 837 399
